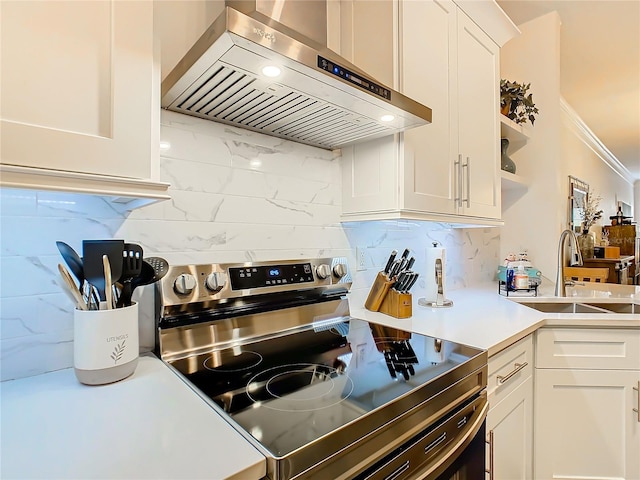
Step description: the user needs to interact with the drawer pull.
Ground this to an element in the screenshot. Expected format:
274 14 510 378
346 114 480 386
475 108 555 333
633 382 640 423
497 362 528 385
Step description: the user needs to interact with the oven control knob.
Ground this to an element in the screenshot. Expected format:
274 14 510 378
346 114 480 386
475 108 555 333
316 264 331 279
332 263 347 279
205 272 227 292
174 273 196 295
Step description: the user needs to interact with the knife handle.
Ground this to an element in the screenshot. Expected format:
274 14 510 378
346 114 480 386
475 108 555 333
384 250 397 275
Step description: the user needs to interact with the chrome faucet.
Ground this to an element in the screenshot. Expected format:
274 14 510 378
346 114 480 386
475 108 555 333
555 229 584 296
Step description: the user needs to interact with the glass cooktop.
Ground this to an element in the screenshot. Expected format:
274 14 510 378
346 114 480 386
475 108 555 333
168 318 484 457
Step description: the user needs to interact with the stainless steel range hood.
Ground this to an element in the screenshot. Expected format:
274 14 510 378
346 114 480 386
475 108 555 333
161 0 432 150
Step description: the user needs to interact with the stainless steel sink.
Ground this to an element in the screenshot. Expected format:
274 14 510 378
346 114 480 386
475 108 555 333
517 301 636 314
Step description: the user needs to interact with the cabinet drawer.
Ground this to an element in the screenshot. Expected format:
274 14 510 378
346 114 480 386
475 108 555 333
536 328 640 370
488 335 533 405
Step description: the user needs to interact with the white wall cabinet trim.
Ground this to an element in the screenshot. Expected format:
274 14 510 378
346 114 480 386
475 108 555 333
0 165 170 208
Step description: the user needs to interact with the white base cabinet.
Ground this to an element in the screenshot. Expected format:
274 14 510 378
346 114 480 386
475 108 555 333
0 0 169 206
534 328 640 480
486 335 534 480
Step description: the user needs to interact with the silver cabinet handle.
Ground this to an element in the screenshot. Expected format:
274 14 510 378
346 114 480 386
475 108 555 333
633 382 640 423
463 156 470 206
485 429 494 480
497 362 528 385
455 154 462 207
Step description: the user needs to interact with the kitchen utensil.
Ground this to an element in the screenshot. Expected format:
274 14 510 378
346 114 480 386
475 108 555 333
58 263 88 310
103 255 113 310
56 241 84 287
82 240 124 301
383 250 397 276
116 243 144 308
128 256 169 299
144 257 169 282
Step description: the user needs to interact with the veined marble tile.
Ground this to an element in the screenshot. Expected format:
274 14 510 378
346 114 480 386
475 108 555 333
0 294 73 340
0 189 37 217
1 255 62 298
227 143 339 183
115 219 227 253
0 330 74 381
225 224 350 251
162 158 339 206
160 123 232 167
36 191 126 219
1 216 116 257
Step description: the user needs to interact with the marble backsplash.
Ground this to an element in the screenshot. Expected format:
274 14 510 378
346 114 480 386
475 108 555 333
0 111 499 381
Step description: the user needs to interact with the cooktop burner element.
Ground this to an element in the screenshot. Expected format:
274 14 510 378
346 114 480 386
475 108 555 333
246 363 355 412
203 350 263 373
156 258 487 480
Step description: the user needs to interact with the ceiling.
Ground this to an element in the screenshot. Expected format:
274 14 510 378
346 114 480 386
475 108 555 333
496 0 640 181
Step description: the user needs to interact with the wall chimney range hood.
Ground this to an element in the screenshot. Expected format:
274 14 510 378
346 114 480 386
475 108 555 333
161 0 432 150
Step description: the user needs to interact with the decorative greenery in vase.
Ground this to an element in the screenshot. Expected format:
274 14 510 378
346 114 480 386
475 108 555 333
577 193 603 233
500 79 539 126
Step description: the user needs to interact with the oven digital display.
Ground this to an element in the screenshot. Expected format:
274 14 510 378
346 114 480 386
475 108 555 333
268 268 281 278
229 263 315 290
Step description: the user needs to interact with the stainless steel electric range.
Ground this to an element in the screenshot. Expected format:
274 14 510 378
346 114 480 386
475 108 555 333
155 258 488 480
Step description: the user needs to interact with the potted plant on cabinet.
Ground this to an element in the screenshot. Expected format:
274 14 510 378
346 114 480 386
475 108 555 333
500 79 539 126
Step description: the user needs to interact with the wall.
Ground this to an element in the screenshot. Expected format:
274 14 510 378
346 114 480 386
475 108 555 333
500 11 635 283
560 100 635 233
0 111 499 381
500 12 563 282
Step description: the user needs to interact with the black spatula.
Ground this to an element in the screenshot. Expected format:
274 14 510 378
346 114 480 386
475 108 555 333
116 243 144 308
82 240 124 302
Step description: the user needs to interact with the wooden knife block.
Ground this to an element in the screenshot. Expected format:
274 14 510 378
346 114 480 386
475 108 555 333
364 271 412 319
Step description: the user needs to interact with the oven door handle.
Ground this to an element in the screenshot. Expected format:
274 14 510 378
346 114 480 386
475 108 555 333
417 395 488 479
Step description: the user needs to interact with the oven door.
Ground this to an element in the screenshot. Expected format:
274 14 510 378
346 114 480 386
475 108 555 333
355 392 488 480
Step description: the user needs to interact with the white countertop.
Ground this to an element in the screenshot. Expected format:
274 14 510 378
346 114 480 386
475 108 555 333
0 354 266 480
348 283 639 356
2 283 637 480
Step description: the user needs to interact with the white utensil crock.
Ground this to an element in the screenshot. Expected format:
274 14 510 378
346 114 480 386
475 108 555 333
74 303 139 385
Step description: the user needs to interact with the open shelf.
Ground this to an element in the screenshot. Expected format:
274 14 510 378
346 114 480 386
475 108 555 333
501 170 528 191
500 115 530 154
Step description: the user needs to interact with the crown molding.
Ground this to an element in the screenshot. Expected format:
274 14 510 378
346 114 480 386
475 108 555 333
560 96 634 186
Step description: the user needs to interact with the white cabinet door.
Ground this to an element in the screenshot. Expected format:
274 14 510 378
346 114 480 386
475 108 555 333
486 376 533 480
535 369 640 480
340 0 399 217
1 1 168 202
400 0 457 216
456 11 500 219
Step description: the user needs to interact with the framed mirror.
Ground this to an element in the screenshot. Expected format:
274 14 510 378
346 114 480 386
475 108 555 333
569 175 589 233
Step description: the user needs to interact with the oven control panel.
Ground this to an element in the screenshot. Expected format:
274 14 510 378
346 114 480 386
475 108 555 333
158 257 351 307
229 263 315 290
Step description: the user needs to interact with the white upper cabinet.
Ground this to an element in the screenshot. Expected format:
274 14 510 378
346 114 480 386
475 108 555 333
0 1 169 206
341 0 515 225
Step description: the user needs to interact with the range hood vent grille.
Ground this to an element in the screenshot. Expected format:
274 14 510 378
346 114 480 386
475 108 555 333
173 64 390 149
161 5 432 150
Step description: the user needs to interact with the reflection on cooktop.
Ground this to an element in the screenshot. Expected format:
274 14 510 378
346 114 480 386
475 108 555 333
245 363 355 412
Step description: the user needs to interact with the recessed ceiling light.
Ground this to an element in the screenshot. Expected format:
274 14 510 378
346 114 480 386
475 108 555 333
159 141 171 150
261 65 281 78
380 114 395 122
